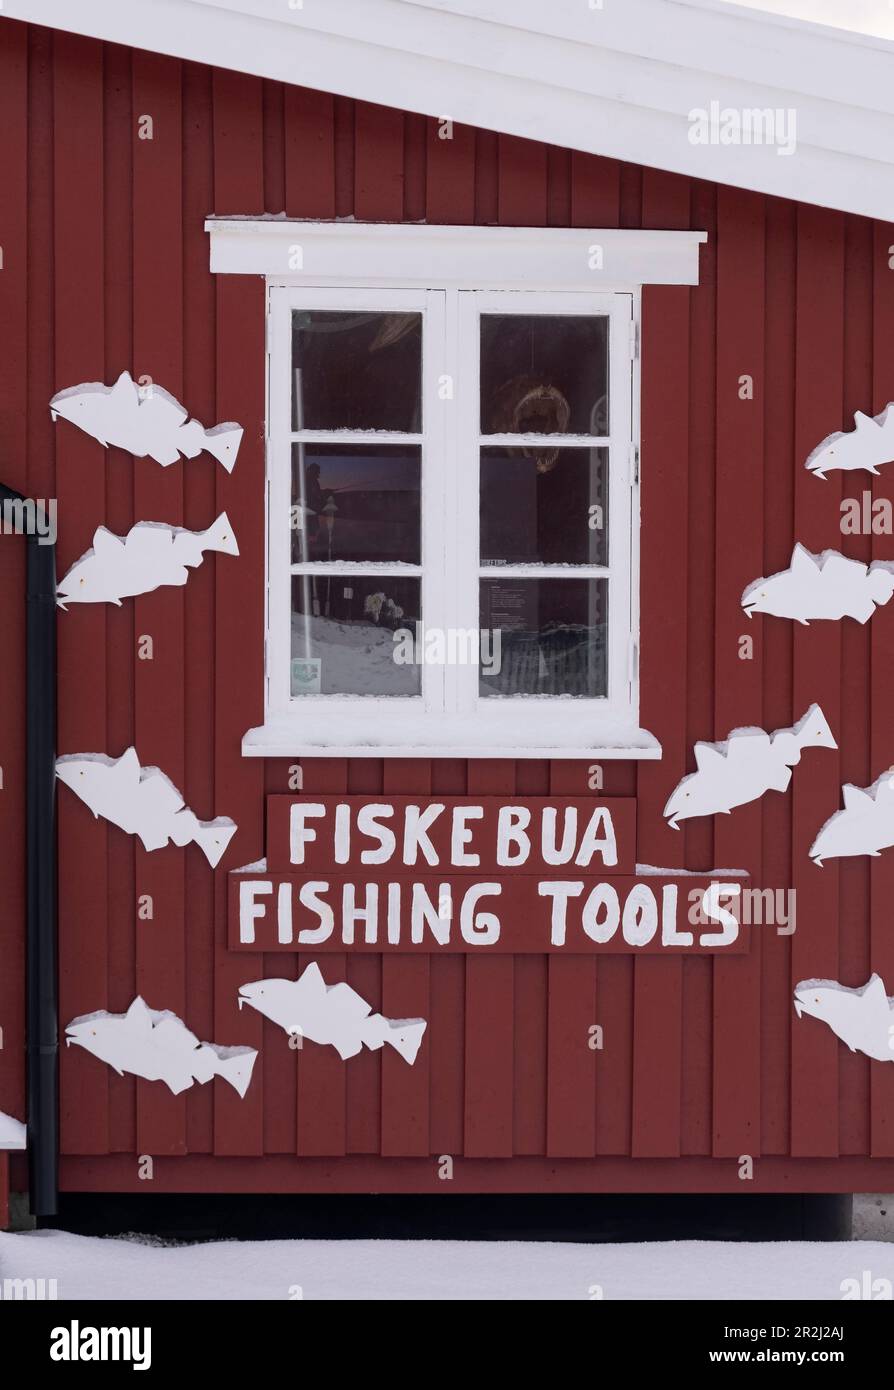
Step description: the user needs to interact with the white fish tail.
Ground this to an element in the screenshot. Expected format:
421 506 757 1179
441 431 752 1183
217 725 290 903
213 1048 257 1098
203 423 243 473
382 1017 427 1066
200 511 240 557
192 817 238 867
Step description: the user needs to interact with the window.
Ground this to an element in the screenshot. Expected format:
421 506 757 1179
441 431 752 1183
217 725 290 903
207 219 707 757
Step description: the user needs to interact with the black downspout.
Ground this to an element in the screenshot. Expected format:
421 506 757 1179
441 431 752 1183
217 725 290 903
1 485 58 1217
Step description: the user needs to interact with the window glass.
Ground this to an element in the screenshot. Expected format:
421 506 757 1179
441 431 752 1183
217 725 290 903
292 311 422 432
291 575 421 697
479 315 609 436
291 443 421 565
479 446 608 567
479 577 608 699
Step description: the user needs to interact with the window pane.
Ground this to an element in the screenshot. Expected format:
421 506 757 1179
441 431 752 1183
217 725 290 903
291 575 421 697
292 311 422 432
291 444 421 564
480 446 608 566
480 314 608 436
479 577 607 698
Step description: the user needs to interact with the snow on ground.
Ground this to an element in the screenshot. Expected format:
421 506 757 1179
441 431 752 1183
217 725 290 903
1 1231 893 1300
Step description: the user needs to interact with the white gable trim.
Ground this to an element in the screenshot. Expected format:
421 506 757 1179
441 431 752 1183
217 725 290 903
6 0 894 222
205 220 707 288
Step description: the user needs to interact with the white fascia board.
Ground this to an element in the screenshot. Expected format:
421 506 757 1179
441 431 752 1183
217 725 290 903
6 0 894 220
206 220 707 287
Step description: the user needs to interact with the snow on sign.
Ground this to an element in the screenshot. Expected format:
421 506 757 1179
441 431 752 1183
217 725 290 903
228 796 750 954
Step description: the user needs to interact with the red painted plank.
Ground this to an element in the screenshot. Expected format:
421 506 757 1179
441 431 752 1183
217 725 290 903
0 22 28 1136
296 760 348 1157
381 761 431 1158
570 152 620 229
790 204 844 1159
354 101 404 220
54 32 110 1158
870 220 894 1157
760 198 796 1156
182 61 217 1157
103 41 137 1156
464 762 514 1156
132 50 188 1159
497 136 547 226
212 70 266 1157
284 87 335 219
0 1155 8 1230
426 117 475 225
712 186 765 1159
546 761 597 1156
630 170 691 1158
62 1148 894 1195
837 215 874 1158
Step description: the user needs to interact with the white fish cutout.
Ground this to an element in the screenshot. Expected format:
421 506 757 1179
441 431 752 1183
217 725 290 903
56 746 237 867
50 370 242 472
742 544 894 625
794 975 894 1063
0 1109 26 1150
810 773 894 866
663 704 837 829
238 962 427 1065
806 404 894 479
57 512 239 609
65 997 257 1096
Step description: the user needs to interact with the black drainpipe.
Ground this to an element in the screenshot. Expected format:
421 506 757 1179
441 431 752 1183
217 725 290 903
1 485 58 1217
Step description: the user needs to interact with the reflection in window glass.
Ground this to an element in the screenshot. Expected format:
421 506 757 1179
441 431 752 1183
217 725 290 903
291 575 421 697
480 447 608 567
479 315 609 436
479 577 607 698
292 311 422 432
291 444 421 565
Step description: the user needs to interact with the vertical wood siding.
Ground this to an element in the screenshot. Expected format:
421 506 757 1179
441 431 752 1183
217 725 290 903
1 20 893 1188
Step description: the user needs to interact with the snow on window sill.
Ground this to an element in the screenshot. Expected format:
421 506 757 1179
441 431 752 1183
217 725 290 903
242 712 662 760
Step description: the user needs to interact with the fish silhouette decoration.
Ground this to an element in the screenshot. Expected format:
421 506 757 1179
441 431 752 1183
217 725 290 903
742 544 894 625
794 975 894 1063
0 1110 26 1150
663 704 837 829
50 370 242 471
56 747 237 867
810 772 894 866
238 962 427 1065
66 997 257 1097
806 404 894 479
57 513 239 609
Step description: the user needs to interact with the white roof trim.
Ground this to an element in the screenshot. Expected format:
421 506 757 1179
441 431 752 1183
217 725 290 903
206 220 707 287
6 0 894 221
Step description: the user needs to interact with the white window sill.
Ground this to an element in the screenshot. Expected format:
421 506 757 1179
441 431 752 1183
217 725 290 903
242 710 662 760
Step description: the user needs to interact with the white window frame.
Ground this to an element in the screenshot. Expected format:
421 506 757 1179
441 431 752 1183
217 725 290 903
205 219 708 759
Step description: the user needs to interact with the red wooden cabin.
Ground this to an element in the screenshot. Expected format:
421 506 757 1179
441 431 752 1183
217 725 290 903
2 0 894 1225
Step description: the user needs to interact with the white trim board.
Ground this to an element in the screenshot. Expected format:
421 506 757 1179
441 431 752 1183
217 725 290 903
206 221 707 287
6 0 894 222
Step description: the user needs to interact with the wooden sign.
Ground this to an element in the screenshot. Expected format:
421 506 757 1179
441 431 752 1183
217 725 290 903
265 794 637 875
228 796 748 955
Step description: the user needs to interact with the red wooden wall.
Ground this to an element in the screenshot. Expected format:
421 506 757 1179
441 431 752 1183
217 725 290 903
2 19 894 1198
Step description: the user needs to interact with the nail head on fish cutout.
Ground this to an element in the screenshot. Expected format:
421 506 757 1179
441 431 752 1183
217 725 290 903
238 962 427 1065
65 997 258 1097
805 403 894 479
49 370 242 471
663 704 837 828
742 543 894 625
55 747 237 868
57 513 239 608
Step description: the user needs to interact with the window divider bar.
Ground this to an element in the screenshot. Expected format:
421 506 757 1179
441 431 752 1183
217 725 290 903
478 432 611 448
289 430 423 445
